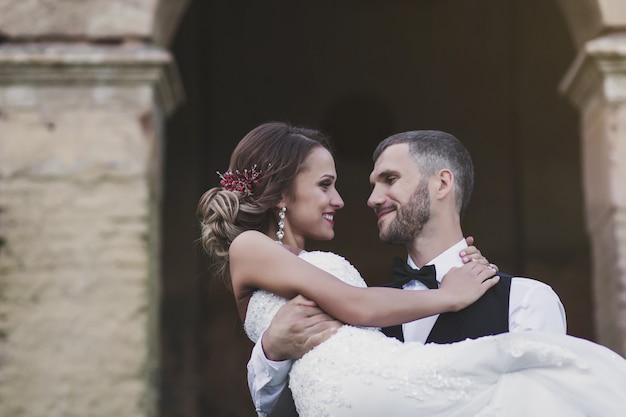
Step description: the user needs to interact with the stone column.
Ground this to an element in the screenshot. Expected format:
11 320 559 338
0 43 180 417
560 34 626 356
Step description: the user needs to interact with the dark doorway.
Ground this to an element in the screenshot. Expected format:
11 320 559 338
161 1 588 416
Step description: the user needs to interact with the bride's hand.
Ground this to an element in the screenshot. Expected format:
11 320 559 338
439 262 500 311
460 236 499 272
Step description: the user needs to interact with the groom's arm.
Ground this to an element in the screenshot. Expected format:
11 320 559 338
247 295 342 417
509 277 567 333
247 337 294 417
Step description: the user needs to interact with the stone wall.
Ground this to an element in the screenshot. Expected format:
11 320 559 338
0 0 157 38
0 43 177 416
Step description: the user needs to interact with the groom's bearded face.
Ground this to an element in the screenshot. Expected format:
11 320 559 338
380 180 431 244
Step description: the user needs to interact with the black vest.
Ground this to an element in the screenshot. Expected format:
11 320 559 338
382 272 513 343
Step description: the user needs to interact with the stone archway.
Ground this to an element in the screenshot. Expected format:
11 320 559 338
1 0 625 416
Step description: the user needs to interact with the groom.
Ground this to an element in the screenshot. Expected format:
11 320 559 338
247 130 566 417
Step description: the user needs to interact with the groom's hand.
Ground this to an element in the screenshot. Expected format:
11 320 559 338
261 295 342 361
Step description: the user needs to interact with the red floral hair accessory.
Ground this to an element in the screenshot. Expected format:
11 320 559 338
217 165 263 195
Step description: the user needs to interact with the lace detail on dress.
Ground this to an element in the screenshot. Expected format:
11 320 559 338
298 251 369 289
290 328 477 417
244 290 286 344
243 251 368 344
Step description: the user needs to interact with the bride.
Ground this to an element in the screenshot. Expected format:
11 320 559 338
198 122 626 417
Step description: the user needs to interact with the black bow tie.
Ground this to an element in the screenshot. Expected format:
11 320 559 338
392 257 438 289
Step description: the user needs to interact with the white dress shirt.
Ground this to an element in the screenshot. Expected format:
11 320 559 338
402 239 566 342
247 344 293 417
247 239 567 416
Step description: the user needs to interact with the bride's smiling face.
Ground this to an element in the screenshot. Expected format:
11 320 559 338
281 147 344 248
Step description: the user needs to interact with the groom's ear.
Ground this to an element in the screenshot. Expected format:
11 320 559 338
433 169 454 200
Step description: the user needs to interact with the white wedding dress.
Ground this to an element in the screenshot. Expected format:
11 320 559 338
244 251 626 417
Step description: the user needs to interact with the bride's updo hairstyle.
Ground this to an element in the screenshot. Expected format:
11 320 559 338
198 121 330 286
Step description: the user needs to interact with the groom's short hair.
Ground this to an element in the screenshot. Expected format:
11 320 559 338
373 130 474 217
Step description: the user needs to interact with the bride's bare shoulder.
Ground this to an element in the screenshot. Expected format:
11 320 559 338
230 230 272 254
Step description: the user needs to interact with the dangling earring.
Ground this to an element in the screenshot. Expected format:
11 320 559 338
276 206 286 244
